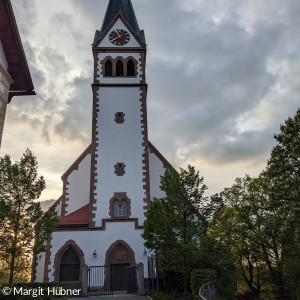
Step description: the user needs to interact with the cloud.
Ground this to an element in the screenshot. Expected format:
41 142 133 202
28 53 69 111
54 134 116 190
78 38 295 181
4 0 300 199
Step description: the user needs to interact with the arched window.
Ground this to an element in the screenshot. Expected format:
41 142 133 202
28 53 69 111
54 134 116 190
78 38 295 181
116 60 124 76
127 60 135 76
59 248 80 281
105 60 113 76
114 200 127 217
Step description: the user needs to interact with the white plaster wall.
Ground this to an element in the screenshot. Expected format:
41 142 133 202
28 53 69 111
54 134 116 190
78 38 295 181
97 19 141 48
97 52 142 84
149 150 166 201
0 74 5 94
0 41 8 71
55 199 62 217
65 154 91 215
35 252 46 282
94 87 146 226
48 223 149 281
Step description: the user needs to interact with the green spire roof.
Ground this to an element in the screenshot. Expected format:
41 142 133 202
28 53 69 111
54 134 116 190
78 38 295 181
93 0 145 44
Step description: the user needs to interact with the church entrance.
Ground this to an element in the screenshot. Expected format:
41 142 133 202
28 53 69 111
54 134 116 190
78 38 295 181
87 240 137 296
107 241 137 293
111 263 130 291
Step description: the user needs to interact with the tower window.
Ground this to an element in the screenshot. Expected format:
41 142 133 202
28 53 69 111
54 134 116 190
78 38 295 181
114 162 126 176
115 112 125 124
114 200 127 217
105 60 113 76
127 60 135 76
116 60 124 76
109 192 131 219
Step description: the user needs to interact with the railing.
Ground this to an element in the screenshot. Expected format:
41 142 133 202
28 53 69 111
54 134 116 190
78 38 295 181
199 281 217 300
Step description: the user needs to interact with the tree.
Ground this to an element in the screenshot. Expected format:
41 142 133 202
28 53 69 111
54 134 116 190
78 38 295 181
210 109 300 299
263 108 300 297
0 149 59 286
142 165 207 293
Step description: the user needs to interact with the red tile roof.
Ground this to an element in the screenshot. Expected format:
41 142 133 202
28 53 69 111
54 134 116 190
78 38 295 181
59 204 89 226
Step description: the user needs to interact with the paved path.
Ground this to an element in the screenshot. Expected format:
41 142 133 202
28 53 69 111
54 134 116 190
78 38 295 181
69 296 151 300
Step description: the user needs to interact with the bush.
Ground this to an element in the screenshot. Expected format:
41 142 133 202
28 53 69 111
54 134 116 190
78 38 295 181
148 291 194 300
190 268 217 297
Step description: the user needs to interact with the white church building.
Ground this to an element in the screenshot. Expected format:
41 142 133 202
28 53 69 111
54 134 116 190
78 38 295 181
33 0 174 294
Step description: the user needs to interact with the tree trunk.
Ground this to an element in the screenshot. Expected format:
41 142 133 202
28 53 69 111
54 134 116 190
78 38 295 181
9 253 15 287
183 268 188 293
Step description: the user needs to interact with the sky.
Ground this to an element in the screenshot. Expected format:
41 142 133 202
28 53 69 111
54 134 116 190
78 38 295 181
1 0 299 201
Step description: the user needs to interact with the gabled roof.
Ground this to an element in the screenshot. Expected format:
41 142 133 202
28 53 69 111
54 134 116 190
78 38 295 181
0 0 35 102
59 204 89 226
93 0 146 44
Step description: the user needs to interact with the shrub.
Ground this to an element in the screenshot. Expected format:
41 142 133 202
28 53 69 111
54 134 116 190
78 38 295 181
190 268 217 298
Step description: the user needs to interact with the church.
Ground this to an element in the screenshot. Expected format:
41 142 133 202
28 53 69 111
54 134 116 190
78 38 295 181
33 0 174 293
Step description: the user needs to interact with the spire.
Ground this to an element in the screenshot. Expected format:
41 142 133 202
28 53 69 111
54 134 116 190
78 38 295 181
93 0 145 44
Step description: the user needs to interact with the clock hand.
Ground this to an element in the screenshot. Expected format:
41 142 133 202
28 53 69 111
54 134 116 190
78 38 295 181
115 30 121 38
111 36 120 42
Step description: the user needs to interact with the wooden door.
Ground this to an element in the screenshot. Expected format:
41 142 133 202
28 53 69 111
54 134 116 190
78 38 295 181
111 263 129 291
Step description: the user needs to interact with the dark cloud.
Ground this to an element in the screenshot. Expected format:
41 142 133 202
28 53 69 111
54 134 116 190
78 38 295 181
54 70 93 143
6 0 300 197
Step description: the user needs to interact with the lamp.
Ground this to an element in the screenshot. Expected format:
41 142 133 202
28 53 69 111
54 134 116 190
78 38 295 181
92 250 97 259
143 248 147 256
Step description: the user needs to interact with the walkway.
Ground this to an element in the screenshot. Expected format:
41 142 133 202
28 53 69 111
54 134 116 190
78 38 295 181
69 296 151 300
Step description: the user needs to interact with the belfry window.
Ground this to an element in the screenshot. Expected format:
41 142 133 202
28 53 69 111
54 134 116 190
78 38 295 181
59 247 80 281
127 60 135 76
105 60 113 76
114 200 127 217
116 60 124 76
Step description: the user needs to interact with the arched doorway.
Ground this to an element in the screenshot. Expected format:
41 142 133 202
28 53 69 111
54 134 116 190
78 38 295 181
105 240 136 291
59 247 80 281
53 240 85 283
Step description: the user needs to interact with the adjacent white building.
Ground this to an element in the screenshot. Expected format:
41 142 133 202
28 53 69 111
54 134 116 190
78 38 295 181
0 0 35 148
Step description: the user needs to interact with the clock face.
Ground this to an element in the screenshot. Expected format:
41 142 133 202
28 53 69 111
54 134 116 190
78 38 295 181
109 29 130 46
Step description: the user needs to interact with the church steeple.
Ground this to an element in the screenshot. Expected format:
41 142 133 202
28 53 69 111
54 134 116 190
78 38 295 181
93 0 145 44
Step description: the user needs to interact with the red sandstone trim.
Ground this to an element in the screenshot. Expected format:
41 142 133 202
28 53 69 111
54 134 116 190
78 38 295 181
43 234 53 282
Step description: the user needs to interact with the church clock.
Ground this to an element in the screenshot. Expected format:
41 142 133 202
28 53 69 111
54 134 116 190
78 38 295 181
109 29 130 46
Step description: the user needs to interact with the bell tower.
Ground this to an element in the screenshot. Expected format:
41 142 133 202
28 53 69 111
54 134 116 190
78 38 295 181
89 0 150 228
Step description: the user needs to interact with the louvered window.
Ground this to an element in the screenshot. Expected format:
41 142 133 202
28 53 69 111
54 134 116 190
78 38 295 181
127 60 135 76
105 60 113 76
116 60 124 76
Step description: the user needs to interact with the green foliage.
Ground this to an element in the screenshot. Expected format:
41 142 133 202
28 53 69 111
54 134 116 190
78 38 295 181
143 166 207 293
148 291 194 300
196 234 236 299
0 149 59 286
210 108 300 299
190 268 217 297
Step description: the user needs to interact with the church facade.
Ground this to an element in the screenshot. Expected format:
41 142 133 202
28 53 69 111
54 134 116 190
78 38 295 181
33 0 173 290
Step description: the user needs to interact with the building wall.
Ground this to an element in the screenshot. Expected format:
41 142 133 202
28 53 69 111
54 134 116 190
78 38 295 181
47 224 148 282
0 41 8 70
93 86 146 226
148 150 167 201
0 40 13 147
96 52 142 84
97 19 141 48
34 252 46 282
64 153 91 215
